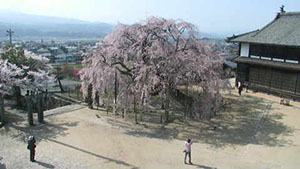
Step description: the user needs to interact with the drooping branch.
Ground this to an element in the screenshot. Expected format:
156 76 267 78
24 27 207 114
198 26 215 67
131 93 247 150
80 17 228 119
111 61 133 74
115 66 133 77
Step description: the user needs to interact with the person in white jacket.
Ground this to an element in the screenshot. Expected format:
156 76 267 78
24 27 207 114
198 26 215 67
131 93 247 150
184 138 193 164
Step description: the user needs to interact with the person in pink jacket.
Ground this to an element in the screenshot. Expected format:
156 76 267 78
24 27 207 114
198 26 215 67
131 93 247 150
184 138 193 164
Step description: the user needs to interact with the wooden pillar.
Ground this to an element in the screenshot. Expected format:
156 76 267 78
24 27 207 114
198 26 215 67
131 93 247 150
269 68 273 89
295 73 299 94
284 46 287 62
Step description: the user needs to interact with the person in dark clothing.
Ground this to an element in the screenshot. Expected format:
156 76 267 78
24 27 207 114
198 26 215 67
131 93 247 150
27 136 36 162
0 156 6 169
238 83 244 96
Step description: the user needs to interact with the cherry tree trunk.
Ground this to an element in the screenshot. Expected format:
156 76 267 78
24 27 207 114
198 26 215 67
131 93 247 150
37 92 44 123
95 91 100 109
134 92 137 124
0 94 5 127
106 98 109 115
113 69 118 116
184 81 189 119
87 84 93 109
14 86 22 108
58 79 64 93
165 86 170 123
27 95 34 126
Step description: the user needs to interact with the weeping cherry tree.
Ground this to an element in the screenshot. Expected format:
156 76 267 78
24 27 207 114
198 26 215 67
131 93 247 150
80 17 229 121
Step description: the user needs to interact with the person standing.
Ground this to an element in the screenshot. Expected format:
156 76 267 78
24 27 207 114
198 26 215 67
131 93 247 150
27 136 36 162
184 138 193 164
0 156 6 169
238 83 244 96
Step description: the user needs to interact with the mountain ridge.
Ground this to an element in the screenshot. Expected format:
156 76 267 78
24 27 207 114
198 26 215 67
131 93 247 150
0 10 115 40
0 10 227 40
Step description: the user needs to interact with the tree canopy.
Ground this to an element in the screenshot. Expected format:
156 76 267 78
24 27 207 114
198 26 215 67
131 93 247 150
0 46 53 92
80 17 229 119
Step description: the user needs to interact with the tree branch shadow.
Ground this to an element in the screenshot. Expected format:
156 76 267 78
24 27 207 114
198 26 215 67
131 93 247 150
107 94 294 148
0 112 79 143
43 137 139 169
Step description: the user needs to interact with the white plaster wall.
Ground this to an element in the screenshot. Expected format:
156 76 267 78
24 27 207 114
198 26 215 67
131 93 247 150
240 43 249 57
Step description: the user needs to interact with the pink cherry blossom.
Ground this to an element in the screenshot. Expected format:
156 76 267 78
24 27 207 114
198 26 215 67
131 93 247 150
80 17 228 118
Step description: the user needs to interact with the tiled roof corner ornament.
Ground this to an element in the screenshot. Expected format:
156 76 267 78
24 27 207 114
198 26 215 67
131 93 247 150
280 5 286 14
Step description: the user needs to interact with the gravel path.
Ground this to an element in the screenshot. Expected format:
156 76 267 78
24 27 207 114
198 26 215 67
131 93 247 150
1 90 300 169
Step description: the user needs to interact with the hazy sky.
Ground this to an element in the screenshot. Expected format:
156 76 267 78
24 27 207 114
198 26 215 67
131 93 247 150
0 0 300 35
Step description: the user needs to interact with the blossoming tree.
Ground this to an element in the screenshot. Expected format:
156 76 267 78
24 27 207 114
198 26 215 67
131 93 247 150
80 17 228 121
0 46 53 125
0 58 23 125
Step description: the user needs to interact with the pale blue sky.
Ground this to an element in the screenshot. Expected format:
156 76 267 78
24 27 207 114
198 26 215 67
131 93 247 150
0 0 299 35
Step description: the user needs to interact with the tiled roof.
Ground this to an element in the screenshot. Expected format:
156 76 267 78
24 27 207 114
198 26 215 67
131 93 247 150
227 12 300 47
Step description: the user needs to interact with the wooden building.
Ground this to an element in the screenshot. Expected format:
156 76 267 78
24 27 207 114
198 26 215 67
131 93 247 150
227 11 300 100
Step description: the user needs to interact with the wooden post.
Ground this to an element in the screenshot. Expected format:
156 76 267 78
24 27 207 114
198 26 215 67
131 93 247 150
69 86 71 97
295 73 299 94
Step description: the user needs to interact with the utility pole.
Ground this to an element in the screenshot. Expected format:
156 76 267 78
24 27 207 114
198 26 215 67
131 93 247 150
6 29 14 46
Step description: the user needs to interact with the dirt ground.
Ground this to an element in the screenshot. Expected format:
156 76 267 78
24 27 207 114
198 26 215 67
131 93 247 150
0 88 300 169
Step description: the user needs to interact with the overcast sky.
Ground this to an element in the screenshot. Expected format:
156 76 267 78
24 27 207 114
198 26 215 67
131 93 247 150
0 0 300 35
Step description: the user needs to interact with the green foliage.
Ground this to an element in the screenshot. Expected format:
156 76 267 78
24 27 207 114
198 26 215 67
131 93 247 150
1 45 46 73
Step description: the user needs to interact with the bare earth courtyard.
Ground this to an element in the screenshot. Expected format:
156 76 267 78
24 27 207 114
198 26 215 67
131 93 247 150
1 89 300 169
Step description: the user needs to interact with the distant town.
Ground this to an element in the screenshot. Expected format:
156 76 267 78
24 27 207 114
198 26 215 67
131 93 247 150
0 39 96 66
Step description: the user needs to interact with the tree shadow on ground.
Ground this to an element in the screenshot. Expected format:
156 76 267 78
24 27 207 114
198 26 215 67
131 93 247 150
0 111 79 143
107 93 294 148
43 138 139 169
185 94 293 148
